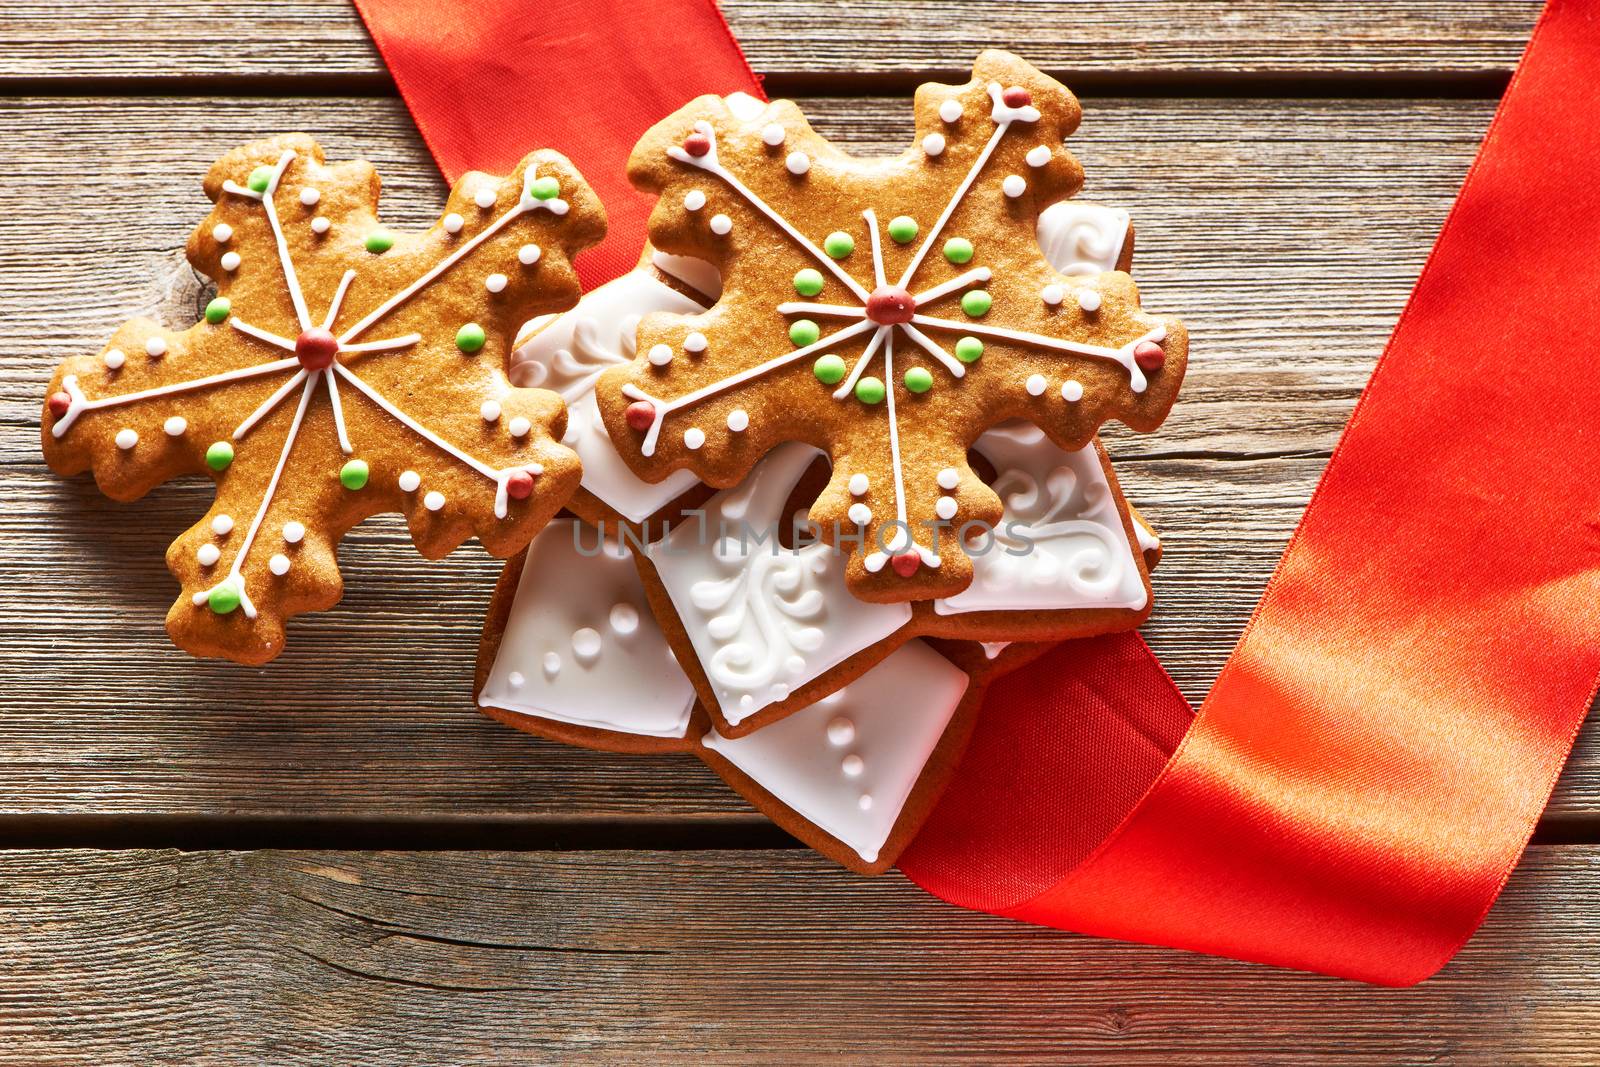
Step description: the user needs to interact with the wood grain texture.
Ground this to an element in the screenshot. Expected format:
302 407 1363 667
3 93 1596 825
0 846 1595 1063
0 0 1542 85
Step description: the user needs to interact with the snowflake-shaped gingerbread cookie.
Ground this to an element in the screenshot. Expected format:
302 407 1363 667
43 134 605 663
600 51 1187 600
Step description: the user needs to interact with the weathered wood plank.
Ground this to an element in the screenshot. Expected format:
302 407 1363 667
2 93 1593 825
0 846 1595 1062
0 1 1541 85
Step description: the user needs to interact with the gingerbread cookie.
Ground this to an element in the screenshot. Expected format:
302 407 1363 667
599 51 1186 602
42 134 604 663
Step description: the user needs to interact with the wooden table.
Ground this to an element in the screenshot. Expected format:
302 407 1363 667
3 1 1595 1061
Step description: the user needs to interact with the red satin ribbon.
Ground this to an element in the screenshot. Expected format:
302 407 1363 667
353 0 1600 985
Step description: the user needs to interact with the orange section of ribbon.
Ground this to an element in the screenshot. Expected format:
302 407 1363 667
902 0 1600 985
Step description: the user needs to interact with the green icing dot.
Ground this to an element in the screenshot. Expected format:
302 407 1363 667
813 354 846 385
204 297 232 324
340 459 370 490
793 268 825 297
823 231 855 259
365 230 395 254
904 366 934 393
789 319 820 347
247 166 273 193
955 336 984 363
943 237 975 264
854 376 886 405
456 322 487 353
528 176 561 200
888 215 918 243
207 581 241 615
205 441 234 471
961 290 993 317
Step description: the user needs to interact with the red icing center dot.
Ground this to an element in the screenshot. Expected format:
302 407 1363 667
294 328 339 371
683 133 712 158
625 400 657 432
1133 340 1166 372
505 469 536 500
891 551 922 577
865 285 916 325
1002 86 1032 108
47 391 72 417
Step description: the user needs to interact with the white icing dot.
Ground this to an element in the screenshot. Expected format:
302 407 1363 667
648 343 674 366
220 251 241 272
542 651 561 678
848 503 872 525
683 189 707 211
103 348 126 370
572 627 603 660
609 603 640 635
841 754 865 778
710 213 733 235
785 654 807 675
1041 284 1065 306
145 336 167 358
1026 373 1048 396
311 216 331 235
683 331 708 353
442 212 465 234
424 491 446 512
726 409 749 432
761 122 786 146
1003 174 1026 198
936 467 960 490
858 794 874 811
398 469 421 493
683 427 706 450
196 543 220 567
269 553 291 576
936 495 958 520
282 521 305 544
849 473 869 496
939 99 963 123
827 716 856 746
518 243 541 265
922 133 946 156
770 683 790 702
163 415 187 437
507 671 525 689
1026 145 1052 168
508 416 531 438
785 151 811 175
481 400 501 422
474 184 498 209
485 272 508 294
299 187 320 207
1062 379 1085 402
1077 288 1102 312
212 223 233 243
115 428 138 450
211 513 234 536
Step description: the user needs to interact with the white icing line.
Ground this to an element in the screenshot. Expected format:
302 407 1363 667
333 362 500 481
896 117 1011 289
324 364 353 454
883 331 910 537
910 315 1167 394
897 322 967 378
228 318 296 351
832 325 890 401
621 317 877 456
774 302 866 318
863 208 887 289
912 266 992 307
322 269 357 330
336 333 423 355
225 149 315 333
50 358 301 438
192 370 319 621
668 121 871 302
232 368 308 441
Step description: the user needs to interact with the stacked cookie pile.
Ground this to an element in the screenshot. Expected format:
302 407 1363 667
477 54 1186 874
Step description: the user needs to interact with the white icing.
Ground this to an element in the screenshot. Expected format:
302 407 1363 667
684 189 707 211
1061 379 1084 402
114 428 137 449
220 251 241 272
761 123 786 146
922 133 946 156
650 250 723 300
726 409 749 432
311 216 331 235
785 151 810 175
935 495 958 520
572 627 602 660
1002 174 1026 198
648 343 674 366
936 468 960 490
710 213 733 235
268 553 291 576
1041 284 1064 306
939 99 963 123
163 416 187 436
424 491 445 512
1077 288 1102 312
197 543 220 566
683 427 706 449
508 416 531 437
518 243 541 264
480 400 501 422
702 640 969 862
1025 373 1047 396
684 331 708 353
1036 202 1131 275
103 349 125 370
474 185 497 209
485 272 507 293
300 187 320 207
1025 145 1051 168
849 473 869 496
509 269 702 521
479 519 697 738
980 640 1011 659
213 223 233 243
646 443 911 726
145 337 167 358
398 470 420 492
934 422 1147 615
282 521 305 544
211 514 234 536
